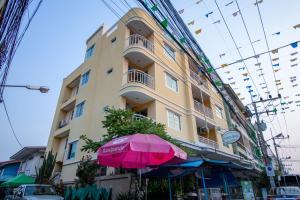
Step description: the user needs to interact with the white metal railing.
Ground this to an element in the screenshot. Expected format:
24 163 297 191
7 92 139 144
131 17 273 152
198 135 219 149
132 114 152 121
193 100 214 119
128 34 154 52
190 70 208 88
126 69 154 89
58 118 70 128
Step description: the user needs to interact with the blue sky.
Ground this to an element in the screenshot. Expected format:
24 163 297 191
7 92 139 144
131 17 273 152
1 0 299 173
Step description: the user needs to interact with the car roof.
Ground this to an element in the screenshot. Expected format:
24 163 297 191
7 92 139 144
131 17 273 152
20 184 53 187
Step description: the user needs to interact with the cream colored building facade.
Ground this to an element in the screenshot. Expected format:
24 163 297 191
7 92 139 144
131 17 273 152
46 8 259 183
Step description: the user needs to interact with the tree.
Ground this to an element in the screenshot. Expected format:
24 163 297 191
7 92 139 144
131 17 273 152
80 108 180 153
76 155 99 186
35 150 57 184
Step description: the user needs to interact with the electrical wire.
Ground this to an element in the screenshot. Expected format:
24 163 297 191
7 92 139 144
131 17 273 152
2 99 23 148
214 0 261 100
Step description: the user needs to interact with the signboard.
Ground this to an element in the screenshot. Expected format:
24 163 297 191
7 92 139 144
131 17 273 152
266 165 275 177
241 181 255 200
222 131 241 144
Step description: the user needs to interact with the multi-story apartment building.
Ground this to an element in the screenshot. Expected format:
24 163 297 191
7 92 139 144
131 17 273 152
46 8 261 183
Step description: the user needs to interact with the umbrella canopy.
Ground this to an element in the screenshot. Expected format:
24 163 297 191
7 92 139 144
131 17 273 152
97 133 187 168
0 173 35 187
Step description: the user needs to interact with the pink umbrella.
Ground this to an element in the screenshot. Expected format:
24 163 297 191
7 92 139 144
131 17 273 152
97 133 187 168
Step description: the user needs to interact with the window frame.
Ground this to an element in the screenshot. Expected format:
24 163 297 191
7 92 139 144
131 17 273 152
215 105 223 119
165 73 179 93
167 110 181 131
81 70 90 86
85 44 95 60
164 43 176 60
67 140 78 160
75 101 85 118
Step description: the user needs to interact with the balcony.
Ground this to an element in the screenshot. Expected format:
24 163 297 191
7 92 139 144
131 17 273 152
124 34 155 68
126 69 154 89
194 100 214 119
128 34 154 52
190 70 208 89
198 135 219 149
58 118 70 129
120 69 155 104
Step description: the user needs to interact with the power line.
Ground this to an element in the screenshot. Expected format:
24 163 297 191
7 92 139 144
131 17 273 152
2 99 23 148
214 0 261 100
254 0 280 95
234 0 271 96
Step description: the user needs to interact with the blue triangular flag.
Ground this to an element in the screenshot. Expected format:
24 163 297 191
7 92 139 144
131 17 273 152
272 63 279 67
291 42 298 48
205 11 213 18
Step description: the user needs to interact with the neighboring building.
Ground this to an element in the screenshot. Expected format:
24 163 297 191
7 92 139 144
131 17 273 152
223 84 263 169
46 8 262 183
0 160 21 183
10 146 45 177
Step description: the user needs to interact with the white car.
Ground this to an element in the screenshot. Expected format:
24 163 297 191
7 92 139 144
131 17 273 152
268 186 300 200
6 184 63 200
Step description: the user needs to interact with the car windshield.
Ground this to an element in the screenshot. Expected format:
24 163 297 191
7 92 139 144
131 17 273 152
24 186 57 196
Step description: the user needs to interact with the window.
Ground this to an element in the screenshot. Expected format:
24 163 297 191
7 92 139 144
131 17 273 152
164 43 176 60
167 110 181 131
67 141 78 159
215 105 223 119
85 44 95 60
165 73 178 92
81 71 90 85
75 101 85 118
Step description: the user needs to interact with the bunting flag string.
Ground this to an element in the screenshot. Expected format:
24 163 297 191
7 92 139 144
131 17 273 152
254 0 263 6
232 10 240 17
225 1 234 6
272 32 281 36
195 28 202 35
205 11 213 18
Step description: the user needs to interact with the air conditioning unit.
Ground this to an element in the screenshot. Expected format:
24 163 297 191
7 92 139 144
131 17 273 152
197 127 209 135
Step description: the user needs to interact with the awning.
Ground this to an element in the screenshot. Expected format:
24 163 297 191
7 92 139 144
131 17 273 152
0 173 35 187
143 157 252 178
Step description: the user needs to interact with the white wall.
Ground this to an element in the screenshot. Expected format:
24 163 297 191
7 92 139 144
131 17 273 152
19 152 44 177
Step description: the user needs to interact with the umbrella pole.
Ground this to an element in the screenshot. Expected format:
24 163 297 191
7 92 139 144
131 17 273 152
201 169 208 200
168 175 172 200
139 168 142 187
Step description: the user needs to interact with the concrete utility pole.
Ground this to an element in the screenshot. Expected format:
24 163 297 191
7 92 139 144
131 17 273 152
252 96 281 188
270 129 282 175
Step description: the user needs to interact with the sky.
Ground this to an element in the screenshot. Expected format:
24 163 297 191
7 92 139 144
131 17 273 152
0 0 299 173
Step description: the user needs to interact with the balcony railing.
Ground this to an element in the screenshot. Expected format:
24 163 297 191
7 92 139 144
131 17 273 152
58 118 70 128
190 70 208 88
132 114 154 121
193 100 214 119
198 135 219 149
128 34 154 52
126 69 154 89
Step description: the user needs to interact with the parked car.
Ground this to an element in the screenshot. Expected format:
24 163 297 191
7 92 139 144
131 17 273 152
5 184 63 200
268 186 300 200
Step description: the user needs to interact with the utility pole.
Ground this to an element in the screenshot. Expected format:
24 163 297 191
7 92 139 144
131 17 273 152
252 96 281 188
270 129 282 175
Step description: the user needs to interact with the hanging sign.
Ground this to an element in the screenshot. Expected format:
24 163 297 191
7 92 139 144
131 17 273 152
222 131 241 144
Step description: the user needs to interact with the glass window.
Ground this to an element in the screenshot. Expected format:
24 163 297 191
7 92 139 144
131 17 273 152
75 101 85 118
85 44 95 60
165 73 178 92
167 110 181 131
164 43 176 60
215 105 223 119
67 141 78 159
81 71 90 85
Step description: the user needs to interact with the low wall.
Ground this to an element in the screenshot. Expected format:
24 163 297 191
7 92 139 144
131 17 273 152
95 173 133 200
